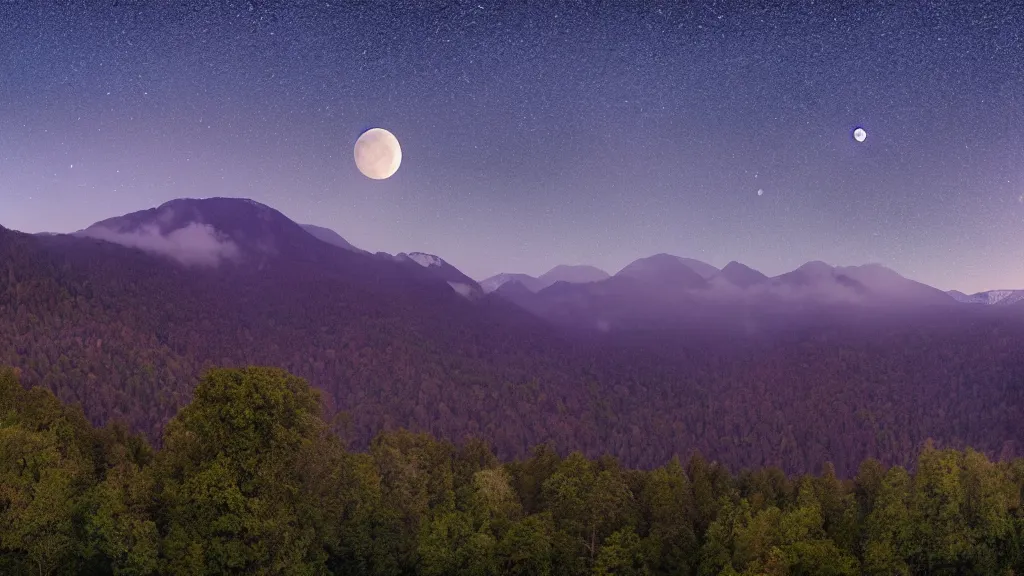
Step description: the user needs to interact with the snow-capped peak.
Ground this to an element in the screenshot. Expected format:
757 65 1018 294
983 290 1024 305
949 289 1024 305
407 252 444 268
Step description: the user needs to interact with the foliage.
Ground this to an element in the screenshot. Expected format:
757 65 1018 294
154 367 341 575
2 365 1024 575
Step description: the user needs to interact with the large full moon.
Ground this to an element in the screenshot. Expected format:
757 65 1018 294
853 127 867 143
354 128 402 180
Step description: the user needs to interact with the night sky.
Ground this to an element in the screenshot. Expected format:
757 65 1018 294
1 1 1022 293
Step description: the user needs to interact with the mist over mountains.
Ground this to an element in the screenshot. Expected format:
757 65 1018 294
55 196 1014 322
481 265 611 293
3 196 1023 475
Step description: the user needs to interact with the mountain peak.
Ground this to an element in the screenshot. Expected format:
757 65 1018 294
538 264 609 285
722 260 752 271
617 254 708 288
948 289 1024 305
718 261 768 288
795 260 834 274
481 265 609 294
157 196 272 211
77 197 313 267
618 254 718 279
480 272 543 293
405 252 444 268
494 278 536 298
395 252 483 299
676 257 719 279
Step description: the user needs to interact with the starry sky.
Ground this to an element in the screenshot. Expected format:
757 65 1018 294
1 1 1022 293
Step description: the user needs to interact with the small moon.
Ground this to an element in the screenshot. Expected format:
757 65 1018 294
354 128 402 180
853 127 867 143
757 189 764 196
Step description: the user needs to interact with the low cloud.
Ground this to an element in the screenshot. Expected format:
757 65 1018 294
743 281 866 304
82 222 241 267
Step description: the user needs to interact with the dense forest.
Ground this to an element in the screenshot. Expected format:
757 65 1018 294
2 365 1023 575
3 224 1024 476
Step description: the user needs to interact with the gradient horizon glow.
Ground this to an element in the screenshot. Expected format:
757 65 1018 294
1 2 1022 293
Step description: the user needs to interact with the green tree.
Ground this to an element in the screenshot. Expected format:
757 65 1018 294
469 467 522 536
687 452 732 540
498 512 557 576
1002 458 1024 573
508 443 561 515
640 457 698 575
542 452 636 573
324 451 396 576
812 463 858 552
152 367 335 575
908 444 969 574
0 369 97 576
957 448 1014 573
862 466 912 576
703 482 859 576
696 497 745 576
370 429 456 570
84 449 159 576
418 508 498 576
852 457 885 556
594 528 648 576
781 480 858 576
416 466 520 576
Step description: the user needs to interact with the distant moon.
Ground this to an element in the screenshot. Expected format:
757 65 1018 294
853 127 867 143
757 188 764 196
354 128 402 180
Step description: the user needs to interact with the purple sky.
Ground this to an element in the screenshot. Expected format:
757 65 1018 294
1 2 1022 293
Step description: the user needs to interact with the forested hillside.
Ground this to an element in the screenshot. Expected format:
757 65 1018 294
2 366 1023 575
2 225 1024 475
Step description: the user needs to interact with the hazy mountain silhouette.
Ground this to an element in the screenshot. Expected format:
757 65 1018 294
480 272 545 294
510 254 716 330
538 264 610 286
490 279 543 313
716 260 770 288
480 264 608 294
675 256 720 279
489 257 961 331
834 263 954 305
615 253 709 288
765 261 954 306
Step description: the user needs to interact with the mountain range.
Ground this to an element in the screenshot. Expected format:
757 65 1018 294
56 196 1019 323
483 254 970 333
480 265 610 293
3 196 1024 475
948 289 1024 306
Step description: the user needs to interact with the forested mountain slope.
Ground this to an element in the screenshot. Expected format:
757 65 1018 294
2 218 1024 475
